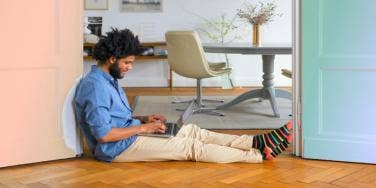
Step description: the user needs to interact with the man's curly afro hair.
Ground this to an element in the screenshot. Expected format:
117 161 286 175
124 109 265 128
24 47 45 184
92 28 142 64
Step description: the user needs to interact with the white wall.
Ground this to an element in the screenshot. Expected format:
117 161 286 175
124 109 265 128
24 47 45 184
84 0 292 87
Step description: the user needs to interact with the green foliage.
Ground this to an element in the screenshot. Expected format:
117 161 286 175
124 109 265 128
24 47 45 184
196 13 241 44
194 13 240 89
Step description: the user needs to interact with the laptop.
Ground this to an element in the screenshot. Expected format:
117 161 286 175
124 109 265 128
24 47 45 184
139 101 195 138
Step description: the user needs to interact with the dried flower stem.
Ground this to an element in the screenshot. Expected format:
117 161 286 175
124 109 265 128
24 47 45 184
237 1 282 25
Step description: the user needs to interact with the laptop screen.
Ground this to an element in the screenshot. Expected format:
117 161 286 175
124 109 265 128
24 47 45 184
176 101 194 126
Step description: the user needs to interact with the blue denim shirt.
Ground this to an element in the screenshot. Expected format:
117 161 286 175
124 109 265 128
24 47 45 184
74 65 140 162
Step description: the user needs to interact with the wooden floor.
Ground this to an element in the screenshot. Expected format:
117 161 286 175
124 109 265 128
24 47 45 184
1 87 375 188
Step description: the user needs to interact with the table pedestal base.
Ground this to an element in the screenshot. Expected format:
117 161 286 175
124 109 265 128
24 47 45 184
216 55 292 117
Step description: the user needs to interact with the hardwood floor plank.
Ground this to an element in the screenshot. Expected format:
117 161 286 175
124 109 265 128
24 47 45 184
333 181 376 188
319 167 361 183
21 168 84 184
220 169 266 184
121 169 176 184
62 168 123 184
300 167 342 183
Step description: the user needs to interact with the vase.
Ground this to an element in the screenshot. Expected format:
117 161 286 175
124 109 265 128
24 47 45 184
252 24 260 46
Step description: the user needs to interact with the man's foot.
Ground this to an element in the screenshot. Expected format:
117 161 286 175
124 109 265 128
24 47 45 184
252 121 293 159
262 147 274 160
262 140 291 160
270 140 290 157
252 121 292 150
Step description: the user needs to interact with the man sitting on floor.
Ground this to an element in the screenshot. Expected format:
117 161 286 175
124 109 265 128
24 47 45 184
74 28 293 163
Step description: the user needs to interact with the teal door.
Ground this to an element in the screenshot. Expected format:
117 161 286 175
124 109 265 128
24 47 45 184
302 0 376 163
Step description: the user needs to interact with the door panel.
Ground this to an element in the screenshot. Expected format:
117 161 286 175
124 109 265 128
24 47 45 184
0 0 82 167
302 0 376 163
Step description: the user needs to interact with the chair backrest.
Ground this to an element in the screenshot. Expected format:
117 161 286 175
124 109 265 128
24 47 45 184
62 76 84 156
165 30 213 79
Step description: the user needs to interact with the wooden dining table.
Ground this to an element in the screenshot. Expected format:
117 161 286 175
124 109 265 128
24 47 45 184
203 43 293 117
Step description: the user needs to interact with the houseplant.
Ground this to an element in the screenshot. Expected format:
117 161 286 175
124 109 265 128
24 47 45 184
196 13 241 89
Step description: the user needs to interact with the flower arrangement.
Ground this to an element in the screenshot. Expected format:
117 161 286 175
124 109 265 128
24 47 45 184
237 1 282 25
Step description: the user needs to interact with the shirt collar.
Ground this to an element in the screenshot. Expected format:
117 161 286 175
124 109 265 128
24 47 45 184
91 65 117 84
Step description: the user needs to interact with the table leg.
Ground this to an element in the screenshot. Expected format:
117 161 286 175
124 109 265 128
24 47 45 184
216 54 283 117
266 87 280 117
216 89 263 109
275 89 292 100
262 55 280 117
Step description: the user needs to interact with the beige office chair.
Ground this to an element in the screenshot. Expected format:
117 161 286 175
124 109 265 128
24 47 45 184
165 30 232 116
281 69 292 78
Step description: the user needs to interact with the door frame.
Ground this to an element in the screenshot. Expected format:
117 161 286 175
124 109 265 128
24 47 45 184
292 0 302 156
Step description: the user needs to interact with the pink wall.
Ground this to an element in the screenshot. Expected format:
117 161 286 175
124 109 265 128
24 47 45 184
0 0 83 167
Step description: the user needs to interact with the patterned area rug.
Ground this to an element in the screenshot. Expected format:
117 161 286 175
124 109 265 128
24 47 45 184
132 96 292 129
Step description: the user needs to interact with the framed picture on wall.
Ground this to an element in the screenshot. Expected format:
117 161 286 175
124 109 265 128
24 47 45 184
84 0 109 10
120 0 163 13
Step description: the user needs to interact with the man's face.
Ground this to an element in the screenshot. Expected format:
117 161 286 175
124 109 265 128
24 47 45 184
109 56 135 79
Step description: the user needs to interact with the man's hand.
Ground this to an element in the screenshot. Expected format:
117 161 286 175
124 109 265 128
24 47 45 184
139 121 166 134
147 114 167 124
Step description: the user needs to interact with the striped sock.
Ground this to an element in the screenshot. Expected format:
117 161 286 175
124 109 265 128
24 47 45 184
270 140 290 157
252 121 292 151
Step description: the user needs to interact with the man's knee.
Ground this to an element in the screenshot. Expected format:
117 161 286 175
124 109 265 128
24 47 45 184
178 124 201 137
171 137 204 161
185 124 200 131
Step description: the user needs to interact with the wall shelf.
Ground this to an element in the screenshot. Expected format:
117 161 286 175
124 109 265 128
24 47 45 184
83 42 173 89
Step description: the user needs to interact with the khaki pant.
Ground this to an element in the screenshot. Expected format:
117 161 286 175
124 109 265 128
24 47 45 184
113 124 263 163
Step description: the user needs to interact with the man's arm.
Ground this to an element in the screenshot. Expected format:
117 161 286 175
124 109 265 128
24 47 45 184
133 114 167 123
99 122 166 143
132 115 149 123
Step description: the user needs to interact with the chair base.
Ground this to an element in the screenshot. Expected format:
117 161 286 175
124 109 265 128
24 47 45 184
172 98 225 105
173 78 225 116
176 99 225 117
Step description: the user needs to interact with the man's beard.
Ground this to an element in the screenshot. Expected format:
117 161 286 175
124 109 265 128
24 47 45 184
109 61 123 79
